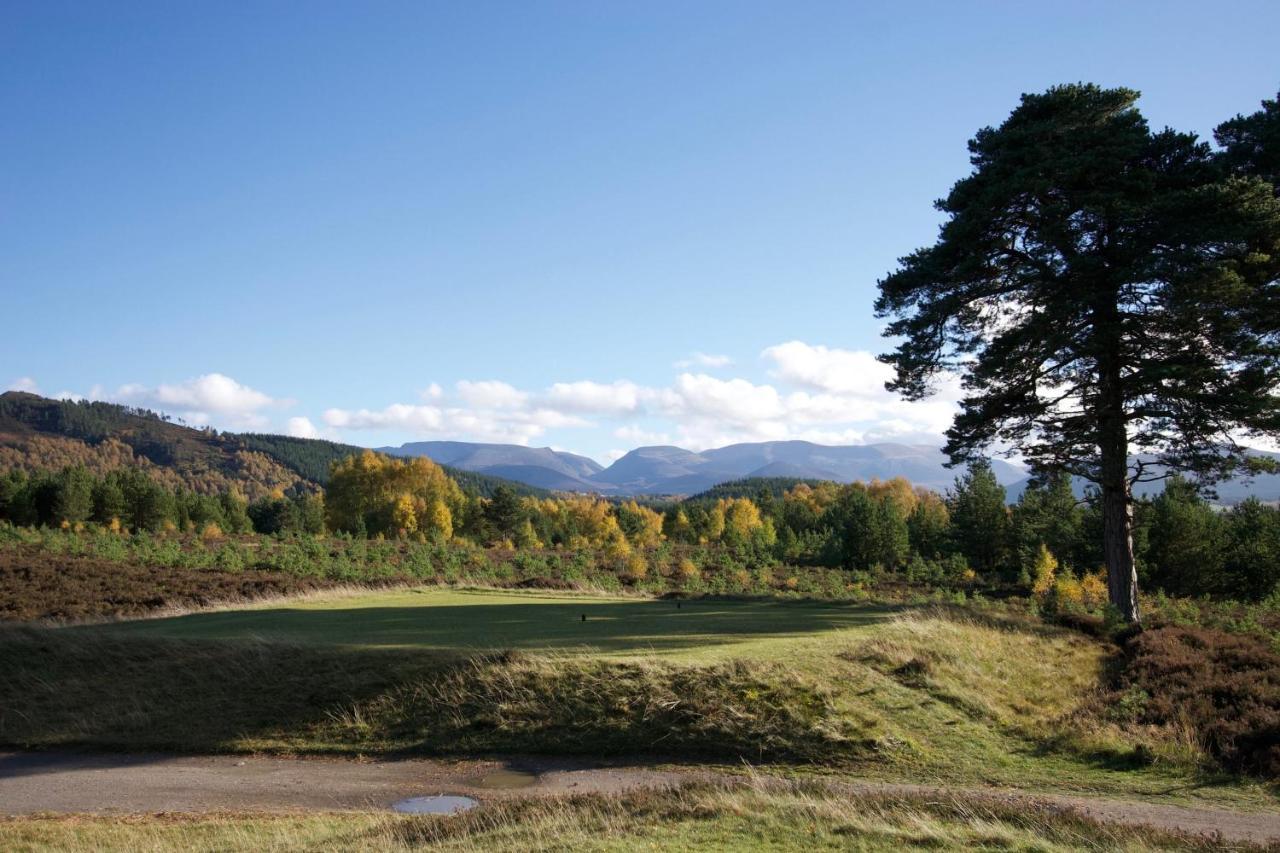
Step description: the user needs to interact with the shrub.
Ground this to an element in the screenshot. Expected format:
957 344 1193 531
214 543 246 573
1053 571 1084 610
1115 626 1280 777
1079 570 1108 610
1030 545 1057 600
623 553 648 582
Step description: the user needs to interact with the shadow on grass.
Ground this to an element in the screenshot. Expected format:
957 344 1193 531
0 598 894 763
0 626 448 757
89 596 899 656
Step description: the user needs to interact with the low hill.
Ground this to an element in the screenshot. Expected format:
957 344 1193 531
0 393 547 500
379 441 602 490
688 477 830 502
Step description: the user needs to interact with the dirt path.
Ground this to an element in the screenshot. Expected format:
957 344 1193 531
1 751 1277 845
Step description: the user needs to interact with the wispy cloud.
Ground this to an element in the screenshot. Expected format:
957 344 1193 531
5 377 39 393
673 352 734 369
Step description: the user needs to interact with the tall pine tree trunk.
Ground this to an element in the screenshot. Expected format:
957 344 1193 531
1100 470 1140 623
1098 370 1141 623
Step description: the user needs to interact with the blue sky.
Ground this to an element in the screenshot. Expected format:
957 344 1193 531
4 1 1278 463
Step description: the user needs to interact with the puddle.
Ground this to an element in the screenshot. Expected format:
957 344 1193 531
391 795 478 815
471 769 538 790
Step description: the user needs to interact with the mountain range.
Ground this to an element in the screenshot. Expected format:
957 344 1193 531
5 391 1277 503
378 439 1028 496
379 439 1280 503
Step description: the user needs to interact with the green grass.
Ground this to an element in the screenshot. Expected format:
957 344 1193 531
5 588 1277 811
0 782 1249 852
94 588 897 660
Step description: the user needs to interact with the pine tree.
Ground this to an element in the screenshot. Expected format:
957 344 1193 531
876 84 1280 621
947 461 1010 574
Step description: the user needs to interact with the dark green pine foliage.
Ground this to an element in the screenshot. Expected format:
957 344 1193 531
235 434 366 484
947 461 1010 574
688 477 828 503
875 84 1280 621
1143 475 1225 596
483 485 526 543
1217 90 1280 191
51 465 94 524
1011 473 1084 572
1222 498 1280 600
821 488 909 571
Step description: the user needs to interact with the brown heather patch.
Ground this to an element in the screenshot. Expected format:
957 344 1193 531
0 548 389 623
1114 626 1280 778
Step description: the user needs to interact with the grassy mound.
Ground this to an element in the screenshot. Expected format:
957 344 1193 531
331 652 867 762
848 607 1105 739
0 628 870 763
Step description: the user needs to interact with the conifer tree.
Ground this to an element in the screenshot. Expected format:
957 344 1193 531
876 84 1280 621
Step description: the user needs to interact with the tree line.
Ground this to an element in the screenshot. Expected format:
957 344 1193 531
0 466 323 537
3 449 1276 603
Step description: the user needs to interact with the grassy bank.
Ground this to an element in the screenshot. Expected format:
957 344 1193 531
0 781 1249 852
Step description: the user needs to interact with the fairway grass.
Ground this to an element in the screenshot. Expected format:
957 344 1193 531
92 587 898 661
3 588 1276 812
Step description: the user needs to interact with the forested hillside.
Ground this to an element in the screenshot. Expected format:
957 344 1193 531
0 392 308 499
688 477 829 502
0 393 546 500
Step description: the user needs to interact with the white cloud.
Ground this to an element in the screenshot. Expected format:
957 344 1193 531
667 373 784 424
149 373 275 414
455 380 528 409
96 373 287 430
545 380 654 415
323 404 444 431
674 352 734 369
762 341 893 397
321 395 590 445
286 416 320 439
421 383 443 400
6 377 38 393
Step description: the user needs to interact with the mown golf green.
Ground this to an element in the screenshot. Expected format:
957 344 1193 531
97 588 898 660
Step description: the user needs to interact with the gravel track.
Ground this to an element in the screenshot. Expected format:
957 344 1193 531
1 751 1277 845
